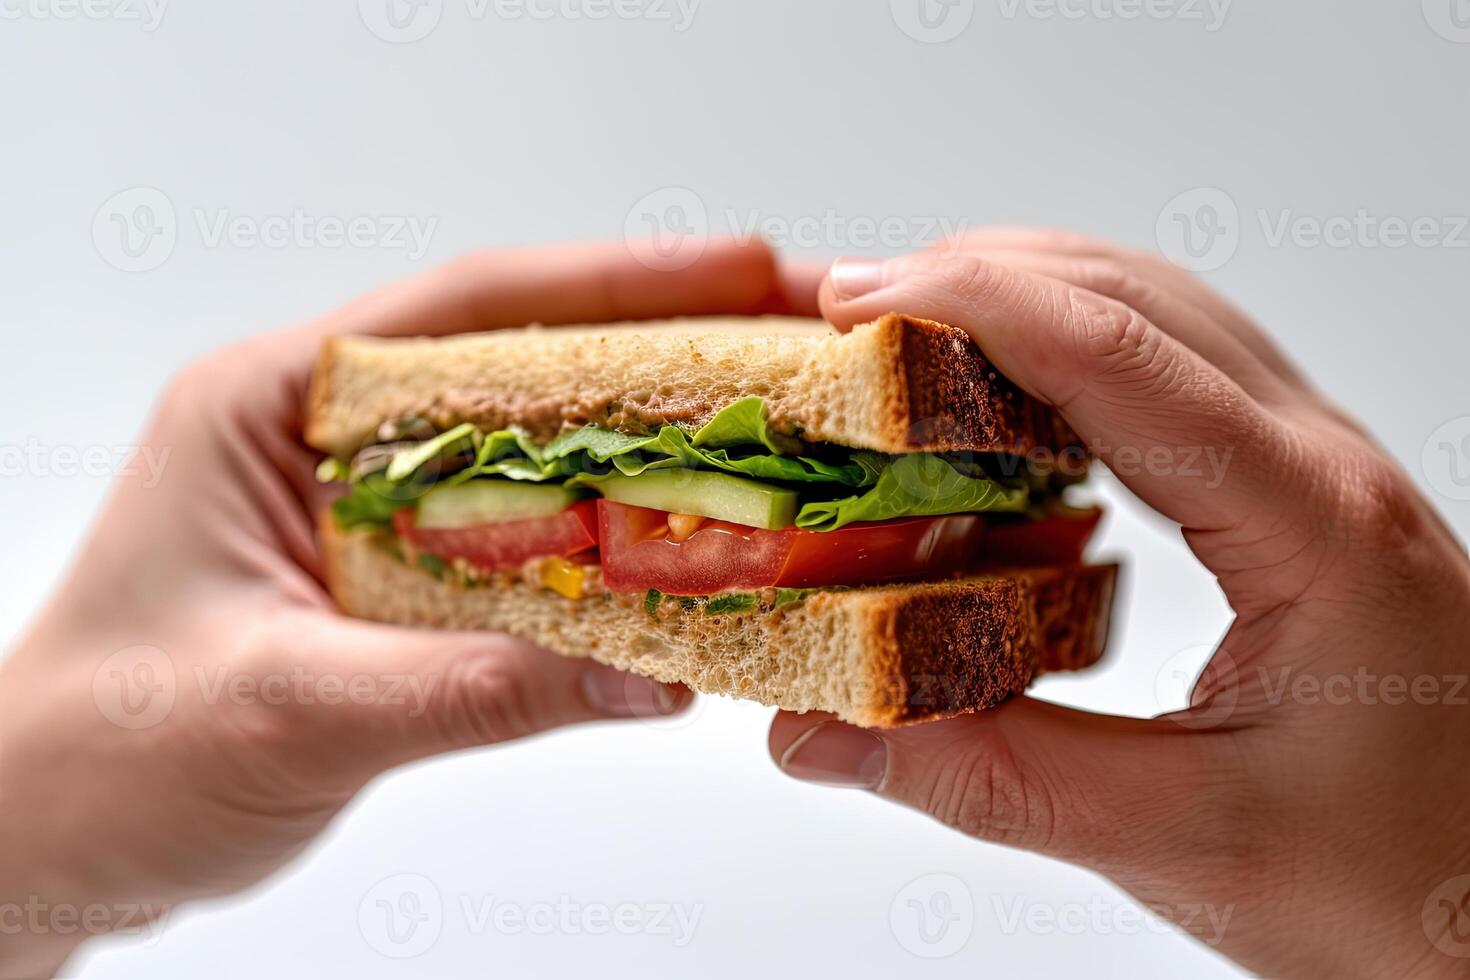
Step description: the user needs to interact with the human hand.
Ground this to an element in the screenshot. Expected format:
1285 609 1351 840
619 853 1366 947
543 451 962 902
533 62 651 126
0 239 809 978
768 229 1470 979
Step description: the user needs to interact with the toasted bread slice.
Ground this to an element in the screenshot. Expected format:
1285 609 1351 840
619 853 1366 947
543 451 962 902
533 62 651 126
305 314 1080 460
321 518 1116 728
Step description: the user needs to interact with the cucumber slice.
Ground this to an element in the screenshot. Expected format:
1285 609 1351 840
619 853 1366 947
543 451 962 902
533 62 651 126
595 470 798 529
417 480 578 528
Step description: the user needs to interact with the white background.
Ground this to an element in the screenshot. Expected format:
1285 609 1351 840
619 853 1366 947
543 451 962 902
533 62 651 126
3 1 1468 977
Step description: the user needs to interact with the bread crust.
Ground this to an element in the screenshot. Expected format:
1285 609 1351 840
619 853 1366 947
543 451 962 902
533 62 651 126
320 517 1116 728
304 314 1081 461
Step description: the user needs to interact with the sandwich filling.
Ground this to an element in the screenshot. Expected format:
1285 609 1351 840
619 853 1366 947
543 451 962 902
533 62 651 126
318 398 1097 602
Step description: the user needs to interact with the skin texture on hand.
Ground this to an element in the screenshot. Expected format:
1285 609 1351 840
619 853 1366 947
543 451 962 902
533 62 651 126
0 239 819 978
769 230 1470 979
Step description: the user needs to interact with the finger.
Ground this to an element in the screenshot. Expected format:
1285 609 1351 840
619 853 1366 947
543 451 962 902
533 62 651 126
307 236 794 342
247 611 693 784
942 227 1308 387
769 699 1213 870
819 252 1304 537
763 258 829 318
948 247 1297 408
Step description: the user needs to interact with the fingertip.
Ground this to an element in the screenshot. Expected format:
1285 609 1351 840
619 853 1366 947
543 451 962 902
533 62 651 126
772 717 888 790
768 709 838 759
580 666 694 720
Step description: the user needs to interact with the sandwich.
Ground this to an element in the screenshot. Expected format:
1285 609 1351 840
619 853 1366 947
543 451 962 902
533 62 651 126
306 314 1117 727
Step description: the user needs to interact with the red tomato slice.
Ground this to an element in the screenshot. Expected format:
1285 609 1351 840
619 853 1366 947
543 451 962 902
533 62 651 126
394 499 599 572
983 508 1101 567
597 500 990 595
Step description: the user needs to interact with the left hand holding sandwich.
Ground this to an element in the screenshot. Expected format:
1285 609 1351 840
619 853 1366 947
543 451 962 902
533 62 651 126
0 240 809 978
770 230 1470 978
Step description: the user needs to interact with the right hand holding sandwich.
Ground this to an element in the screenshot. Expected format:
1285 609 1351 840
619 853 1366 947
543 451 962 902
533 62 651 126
770 230 1470 978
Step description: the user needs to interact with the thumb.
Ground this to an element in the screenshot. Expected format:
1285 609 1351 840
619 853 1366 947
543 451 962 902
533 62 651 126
770 697 1214 869
248 610 692 779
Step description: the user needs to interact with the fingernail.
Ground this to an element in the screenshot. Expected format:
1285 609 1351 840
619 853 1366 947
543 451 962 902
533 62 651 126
828 257 885 301
778 721 887 789
582 669 687 718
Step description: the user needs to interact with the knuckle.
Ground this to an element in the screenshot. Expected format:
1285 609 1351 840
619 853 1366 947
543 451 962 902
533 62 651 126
927 254 1008 307
921 738 1055 850
1328 452 1423 551
1066 296 1174 395
1076 259 1154 308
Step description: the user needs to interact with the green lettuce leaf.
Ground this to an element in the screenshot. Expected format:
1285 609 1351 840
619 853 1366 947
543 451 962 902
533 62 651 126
688 397 802 454
793 454 1028 531
331 474 418 530
384 423 477 482
547 400 873 486
326 400 1030 533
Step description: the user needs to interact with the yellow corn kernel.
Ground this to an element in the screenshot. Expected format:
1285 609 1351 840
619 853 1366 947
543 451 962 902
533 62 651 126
541 556 585 599
667 512 708 541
